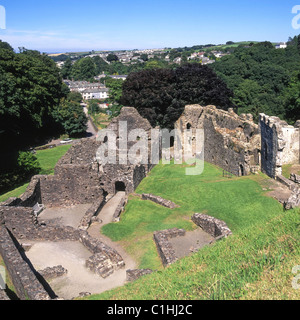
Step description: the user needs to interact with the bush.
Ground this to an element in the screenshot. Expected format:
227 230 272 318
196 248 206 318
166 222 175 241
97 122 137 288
0 151 41 193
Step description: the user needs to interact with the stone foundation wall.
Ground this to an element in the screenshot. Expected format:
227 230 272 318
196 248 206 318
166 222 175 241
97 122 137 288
126 269 154 282
0 226 51 300
78 198 106 230
142 194 179 209
112 196 127 222
38 265 68 281
153 228 186 267
0 206 80 241
79 231 125 277
191 213 232 239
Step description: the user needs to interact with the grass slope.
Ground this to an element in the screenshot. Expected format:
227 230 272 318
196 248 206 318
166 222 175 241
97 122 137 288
88 161 299 300
91 210 299 300
100 161 287 273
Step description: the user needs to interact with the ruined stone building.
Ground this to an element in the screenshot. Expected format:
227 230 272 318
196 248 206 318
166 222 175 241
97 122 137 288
1 103 300 300
175 104 261 176
259 113 300 178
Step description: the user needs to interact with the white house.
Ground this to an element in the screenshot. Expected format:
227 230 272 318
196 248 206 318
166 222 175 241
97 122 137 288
275 42 287 49
82 88 109 100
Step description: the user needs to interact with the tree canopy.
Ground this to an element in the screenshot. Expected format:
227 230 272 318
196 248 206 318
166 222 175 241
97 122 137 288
210 37 300 122
121 63 233 129
0 40 88 192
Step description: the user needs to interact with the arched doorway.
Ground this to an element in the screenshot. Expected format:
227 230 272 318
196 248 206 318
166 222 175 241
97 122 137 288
115 181 126 193
239 165 244 177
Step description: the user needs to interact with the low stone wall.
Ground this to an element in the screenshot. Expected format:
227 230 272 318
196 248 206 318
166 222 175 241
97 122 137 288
191 213 232 239
38 265 68 281
78 198 106 230
142 193 177 209
126 269 153 282
112 196 127 222
153 228 186 267
79 231 125 277
142 194 179 209
0 226 51 300
275 175 300 209
290 173 300 184
276 175 299 192
1 177 42 209
18 177 42 207
1 206 80 242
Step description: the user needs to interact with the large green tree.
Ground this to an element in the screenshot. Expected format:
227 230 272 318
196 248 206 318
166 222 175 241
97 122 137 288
71 57 96 81
0 46 66 149
211 39 300 121
121 63 233 129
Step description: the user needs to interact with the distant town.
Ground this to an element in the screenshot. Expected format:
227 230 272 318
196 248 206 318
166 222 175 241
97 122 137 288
57 41 288 101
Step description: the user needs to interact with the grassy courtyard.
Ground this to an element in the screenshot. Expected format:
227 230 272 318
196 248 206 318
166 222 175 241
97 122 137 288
93 161 300 300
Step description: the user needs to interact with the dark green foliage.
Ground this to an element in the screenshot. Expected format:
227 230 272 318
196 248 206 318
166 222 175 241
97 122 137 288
211 37 300 122
61 57 73 79
93 56 109 74
107 54 119 62
71 57 96 81
0 46 66 151
105 78 124 104
0 40 14 51
67 91 82 103
17 151 41 175
0 151 41 193
88 100 100 114
108 104 123 120
121 64 233 128
52 99 88 137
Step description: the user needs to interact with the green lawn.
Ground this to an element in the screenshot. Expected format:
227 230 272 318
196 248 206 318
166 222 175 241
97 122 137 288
0 144 71 202
101 162 285 271
35 144 71 175
89 161 300 300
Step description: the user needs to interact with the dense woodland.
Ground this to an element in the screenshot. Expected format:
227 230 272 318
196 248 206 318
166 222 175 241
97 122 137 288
211 36 300 123
0 40 88 192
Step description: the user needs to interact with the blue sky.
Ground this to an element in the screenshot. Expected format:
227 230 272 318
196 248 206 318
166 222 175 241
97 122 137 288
0 0 299 52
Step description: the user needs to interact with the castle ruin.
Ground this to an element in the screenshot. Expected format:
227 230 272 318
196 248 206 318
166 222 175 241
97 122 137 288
1 104 300 300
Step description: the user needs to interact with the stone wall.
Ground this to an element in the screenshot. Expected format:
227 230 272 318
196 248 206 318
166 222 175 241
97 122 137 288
39 164 103 208
153 228 186 267
78 198 106 230
259 114 300 178
142 194 179 209
112 196 127 222
126 269 154 282
79 230 125 277
175 105 260 176
0 226 51 300
0 206 80 242
191 213 232 239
